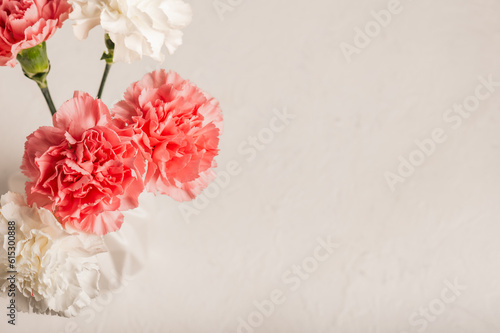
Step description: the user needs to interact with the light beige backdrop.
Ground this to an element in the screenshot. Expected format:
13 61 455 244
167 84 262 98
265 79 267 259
1 0 500 332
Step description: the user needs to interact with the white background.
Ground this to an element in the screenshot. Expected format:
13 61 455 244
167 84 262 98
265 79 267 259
1 0 500 332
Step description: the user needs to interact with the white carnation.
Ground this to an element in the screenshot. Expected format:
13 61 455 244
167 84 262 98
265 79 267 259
69 0 192 63
0 192 106 317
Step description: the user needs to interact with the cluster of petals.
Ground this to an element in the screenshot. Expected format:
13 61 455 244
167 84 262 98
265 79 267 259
69 0 192 63
22 71 222 234
0 0 71 66
22 92 145 235
112 70 223 201
0 192 105 317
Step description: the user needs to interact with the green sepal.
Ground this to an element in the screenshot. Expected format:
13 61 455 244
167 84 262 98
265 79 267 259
101 34 115 65
16 42 50 88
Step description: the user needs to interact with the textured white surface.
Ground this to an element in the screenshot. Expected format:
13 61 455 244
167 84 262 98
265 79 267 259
1 0 500 332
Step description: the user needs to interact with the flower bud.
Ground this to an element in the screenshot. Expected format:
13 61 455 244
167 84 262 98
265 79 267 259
16 42 51 88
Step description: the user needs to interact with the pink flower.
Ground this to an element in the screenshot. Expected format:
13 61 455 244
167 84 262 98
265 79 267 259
0 0 71 67
22 92 145 235
112 70 223 201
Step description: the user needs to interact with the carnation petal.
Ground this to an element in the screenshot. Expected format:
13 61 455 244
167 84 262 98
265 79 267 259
54 91 111 138
77 211 124 236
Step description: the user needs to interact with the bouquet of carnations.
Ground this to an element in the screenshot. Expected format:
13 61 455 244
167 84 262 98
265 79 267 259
0 0 223 317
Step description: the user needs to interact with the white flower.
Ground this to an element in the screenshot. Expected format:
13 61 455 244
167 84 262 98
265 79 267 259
0 192 106 317
69 0 192 63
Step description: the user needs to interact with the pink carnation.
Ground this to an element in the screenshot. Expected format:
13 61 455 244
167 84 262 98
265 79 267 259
22 92 145 235
0 0 71 67
112 70 223 201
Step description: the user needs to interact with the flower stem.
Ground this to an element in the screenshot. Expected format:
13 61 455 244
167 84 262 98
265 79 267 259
16 42 56 116
97 34 115 99
39 85 57 116
97 63 112 99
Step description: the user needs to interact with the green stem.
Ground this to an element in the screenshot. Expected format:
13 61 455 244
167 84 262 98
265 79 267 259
97 63 112 99
97 34 115 99
39 85 57 116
